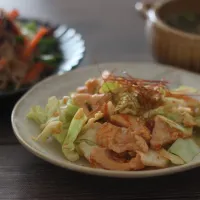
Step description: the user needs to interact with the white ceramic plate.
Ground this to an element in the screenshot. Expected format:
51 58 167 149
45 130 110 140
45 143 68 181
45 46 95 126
11 62 200 178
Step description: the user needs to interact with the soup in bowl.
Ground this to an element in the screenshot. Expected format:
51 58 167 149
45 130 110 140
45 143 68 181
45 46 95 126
135 0 200 73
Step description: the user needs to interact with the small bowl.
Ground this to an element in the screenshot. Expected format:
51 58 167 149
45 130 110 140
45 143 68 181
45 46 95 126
135 0 200 73
0 18 85 99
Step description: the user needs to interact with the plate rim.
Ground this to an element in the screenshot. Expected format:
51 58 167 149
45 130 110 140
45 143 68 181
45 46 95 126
11 61 200 178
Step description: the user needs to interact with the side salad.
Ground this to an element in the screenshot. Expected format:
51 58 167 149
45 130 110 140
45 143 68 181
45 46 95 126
0 9 63 90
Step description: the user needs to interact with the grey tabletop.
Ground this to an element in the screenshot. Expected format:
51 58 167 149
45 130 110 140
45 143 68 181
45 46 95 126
1 1 199 200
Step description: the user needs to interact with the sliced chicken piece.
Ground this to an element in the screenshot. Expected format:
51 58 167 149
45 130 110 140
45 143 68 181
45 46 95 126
76 78 101 94
76 86 88 93
85 78 101 93
72 93 110 115
79 142 144 171
101 70 112 79
100 101 115 119
150 115 192 150
96 122 148 153
76 70 111 94
110 114 151 141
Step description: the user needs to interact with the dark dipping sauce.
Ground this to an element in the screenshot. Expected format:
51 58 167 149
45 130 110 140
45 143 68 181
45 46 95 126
165 12 200 35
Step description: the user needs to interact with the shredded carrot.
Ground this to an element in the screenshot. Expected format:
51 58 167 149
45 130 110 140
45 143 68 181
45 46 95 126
0 58 7 71
23 27 49 60
53 112 60 117
8 21 28 45
8 9 19 20
5 9 22 35
22 62 45 83
63 97 68 104
0 58 7 65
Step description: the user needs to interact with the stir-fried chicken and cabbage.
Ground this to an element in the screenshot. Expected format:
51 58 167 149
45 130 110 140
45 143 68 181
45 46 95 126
27 70 200 171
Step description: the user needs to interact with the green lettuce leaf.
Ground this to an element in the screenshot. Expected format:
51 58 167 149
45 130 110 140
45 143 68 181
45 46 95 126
27 96 79 145
35 121 63 142
171 86 199 94
62 108 87 161
27 105 47 125
159 148 184 165
54 99 79 143
99 81 120 93
45 96 60 118
145 105 195 127
169 138 200 163
163 97 187 106
27 96 60 125
158 115 193 137
138 150 169 168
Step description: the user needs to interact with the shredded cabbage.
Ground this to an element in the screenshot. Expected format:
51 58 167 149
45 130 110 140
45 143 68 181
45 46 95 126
27 96 79 144
145 105 195 126
78 141 95 160
54 99 79 143
27 105 47 125
27 96 60 126
138 150 169 168
157 115 193 137
163 97 187 106
45 96 60 118
172 86 199 94
169 138 200 163
35 121 62 142
159 148 184 165
99 81 120 93
62 108 87 161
